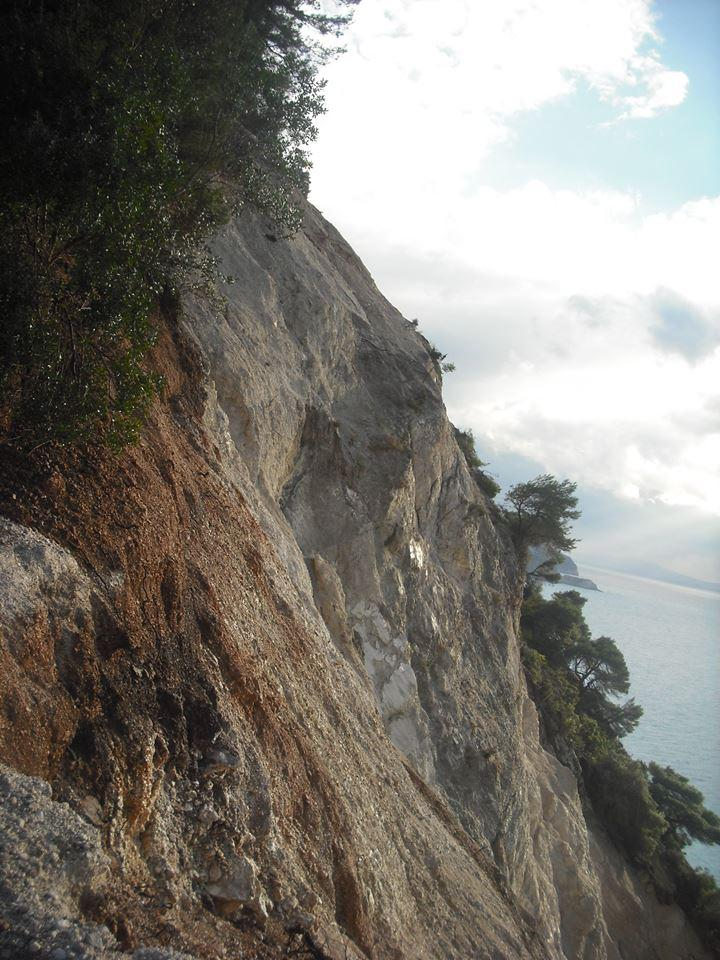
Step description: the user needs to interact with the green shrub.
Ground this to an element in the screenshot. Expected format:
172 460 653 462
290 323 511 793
428 343 455 374
454 427 501 499
584 750 667 863
648 763 720 847
0 0 357 446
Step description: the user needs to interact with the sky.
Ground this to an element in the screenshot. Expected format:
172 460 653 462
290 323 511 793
308 0 720 581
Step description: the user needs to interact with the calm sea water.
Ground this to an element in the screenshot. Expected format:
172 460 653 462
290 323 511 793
542 566 720 879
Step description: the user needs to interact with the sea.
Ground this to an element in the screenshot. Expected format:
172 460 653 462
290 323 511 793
542 565 720 880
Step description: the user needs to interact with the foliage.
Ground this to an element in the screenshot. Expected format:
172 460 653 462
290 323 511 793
521 588 589 666
584 749 667 862
567 634 630 696
662 849 720 954
427 343 456 374
578 687 644 739
521 586 653 843
502 474 581 556
527 553 563 584
649 764 720 848
522 586 643 743
0 0 357 446
454 428 483 470
523 647 607 758
521 580 720 949
454 427 501 499
475 470 501 500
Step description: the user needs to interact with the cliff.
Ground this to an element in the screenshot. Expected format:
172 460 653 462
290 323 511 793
0 204 708 960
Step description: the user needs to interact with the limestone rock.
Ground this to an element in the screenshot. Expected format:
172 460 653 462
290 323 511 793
0 202 710 960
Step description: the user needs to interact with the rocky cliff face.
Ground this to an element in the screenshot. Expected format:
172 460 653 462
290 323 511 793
0 205 708 960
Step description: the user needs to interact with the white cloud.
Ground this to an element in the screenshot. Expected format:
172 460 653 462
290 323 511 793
445 299 720 514
313 0 687 185
312 0 706 304
607 54 689 120
309 1 719 518
647 289 720 362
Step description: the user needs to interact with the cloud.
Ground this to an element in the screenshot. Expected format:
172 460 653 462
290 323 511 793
313 0 688 177
647 288 720 362
483 447 720 581
439 285 720 514
450 400 720 516
309 1 719 522
312 2 714 306
612 57 689 119
328 231 720 515
323 199 720 512
566 289 720 363
318 179 720 310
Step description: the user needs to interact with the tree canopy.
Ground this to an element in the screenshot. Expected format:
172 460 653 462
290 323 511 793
502 474 580 556
521 584 644 735
520 588 590 667
567 634 630 696
0 0 357 447
579 688 643 740
649 764 720 848
521 580 720 951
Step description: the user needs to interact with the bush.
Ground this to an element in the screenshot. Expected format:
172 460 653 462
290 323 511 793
428 343 455 374
0 0 357 446
454 427 501 499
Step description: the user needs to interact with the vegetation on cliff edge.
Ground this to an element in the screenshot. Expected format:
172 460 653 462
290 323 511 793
454 427 502 499
0 0 357 448
521 580 720 951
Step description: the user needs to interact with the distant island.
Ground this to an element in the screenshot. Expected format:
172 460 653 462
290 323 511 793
527 545 600 591
558 573 600 591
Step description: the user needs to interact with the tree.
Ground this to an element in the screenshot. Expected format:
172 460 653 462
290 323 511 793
579 688 643 739
0 0 358 447
649 764 720 848
585 749 667 862
520 581 719 952
567 634 630 696
521 589 641 739
565 633 643 738
527 554 563 584
502 474 580 557
520 588 590 667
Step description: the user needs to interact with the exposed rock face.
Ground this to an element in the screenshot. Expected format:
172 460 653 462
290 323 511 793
0 204 709 959
0 763 189 959
589 829 708 960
